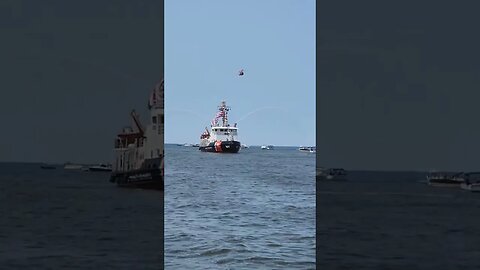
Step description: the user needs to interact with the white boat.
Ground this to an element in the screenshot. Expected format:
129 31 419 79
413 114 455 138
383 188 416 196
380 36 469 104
426 171 465 187
183 143 193 147
241 144 249 149
461 183 480 192
460 172 480 192
261 145 274 150
317 168 347 181
299 146 316 153
89 164 112 172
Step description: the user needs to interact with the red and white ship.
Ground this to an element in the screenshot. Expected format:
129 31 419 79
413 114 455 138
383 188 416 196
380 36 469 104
199 101 241 153
109 80 164 190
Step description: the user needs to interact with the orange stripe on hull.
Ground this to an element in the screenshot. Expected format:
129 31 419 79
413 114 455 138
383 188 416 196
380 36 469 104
215 141 223 152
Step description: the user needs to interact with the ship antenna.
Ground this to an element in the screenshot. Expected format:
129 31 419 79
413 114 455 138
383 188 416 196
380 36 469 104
224 103 228 126
217 100 231 127
224 100 229 126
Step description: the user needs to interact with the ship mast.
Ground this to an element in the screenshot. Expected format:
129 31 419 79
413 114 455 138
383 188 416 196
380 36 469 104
218 100 231 127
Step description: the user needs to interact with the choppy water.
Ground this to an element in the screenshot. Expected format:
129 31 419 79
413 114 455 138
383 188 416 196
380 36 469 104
0 163 163 269
164 144 316 269
318 170 480 270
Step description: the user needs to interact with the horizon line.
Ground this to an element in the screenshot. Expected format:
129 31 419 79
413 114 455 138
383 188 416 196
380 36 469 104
165 142 314 147
0 161 470 173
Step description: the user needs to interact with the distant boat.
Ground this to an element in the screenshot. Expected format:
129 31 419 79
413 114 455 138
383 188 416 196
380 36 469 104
317 168 347 181
40 164 56 170
89 164 112 172
241 144 249 149
299 146 315 153
192 143 200 147
261 145 274 150
427 171 465 187
64 163 83 170
460 172 480 192
461 183 480 192
183 143 193 147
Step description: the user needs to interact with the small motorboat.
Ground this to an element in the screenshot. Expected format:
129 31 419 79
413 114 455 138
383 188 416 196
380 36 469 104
461 183 480 192
241 144 249 149
299 146 316 153
427 171 465 187
89 164 112 172
460 172 480 192
261 145 274 150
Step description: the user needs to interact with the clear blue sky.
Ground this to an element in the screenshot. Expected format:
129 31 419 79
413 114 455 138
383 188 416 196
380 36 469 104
165 0 315 146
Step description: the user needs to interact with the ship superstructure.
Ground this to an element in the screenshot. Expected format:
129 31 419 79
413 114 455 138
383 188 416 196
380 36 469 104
110 80 164 190
199 101 241 153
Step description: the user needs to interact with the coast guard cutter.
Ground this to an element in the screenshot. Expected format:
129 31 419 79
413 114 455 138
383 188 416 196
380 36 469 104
110 80 164 190
199 101 241 153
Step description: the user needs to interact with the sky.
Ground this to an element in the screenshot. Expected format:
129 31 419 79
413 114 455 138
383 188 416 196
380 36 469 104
0 0 163 164
165 0 316 146
318 0 480 171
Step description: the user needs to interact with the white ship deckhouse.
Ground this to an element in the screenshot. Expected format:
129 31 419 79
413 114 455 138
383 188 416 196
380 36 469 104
110 79 164 190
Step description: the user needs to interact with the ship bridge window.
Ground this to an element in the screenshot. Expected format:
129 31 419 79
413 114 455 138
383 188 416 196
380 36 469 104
152 116 157 124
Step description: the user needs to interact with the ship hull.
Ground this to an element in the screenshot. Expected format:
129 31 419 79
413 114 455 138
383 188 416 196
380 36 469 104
110 168 163 190
427 176 464 187
89 167 112 172
199 141 241 153
428 180 463 187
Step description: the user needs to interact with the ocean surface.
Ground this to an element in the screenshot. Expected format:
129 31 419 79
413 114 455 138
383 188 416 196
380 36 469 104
164 144 316 269
318 170 480 270
6 152 476 269
0 163 163 269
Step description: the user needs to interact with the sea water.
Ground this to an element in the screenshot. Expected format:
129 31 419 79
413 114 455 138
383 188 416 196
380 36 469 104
0 163 163 269
164 144 316 269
